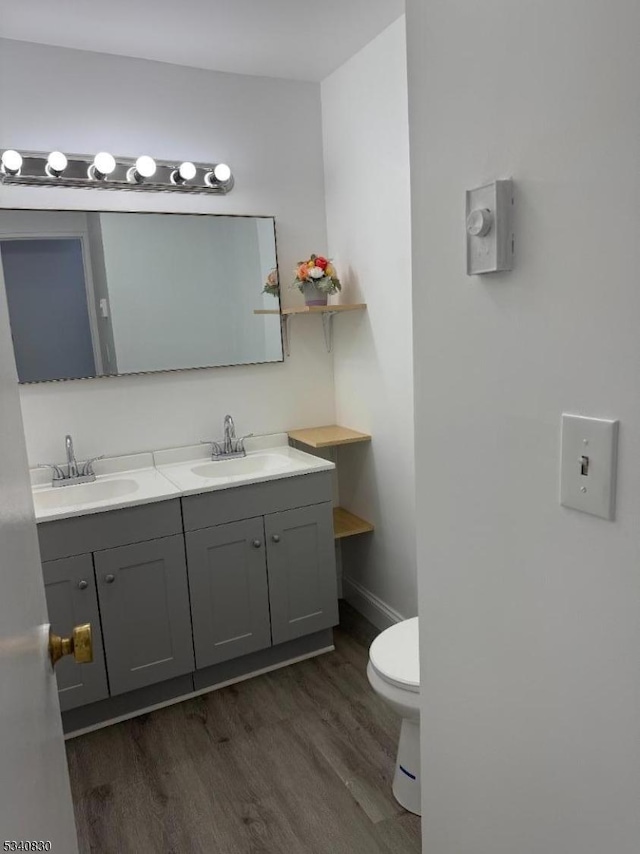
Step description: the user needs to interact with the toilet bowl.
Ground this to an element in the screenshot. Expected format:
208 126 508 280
367 617 421 816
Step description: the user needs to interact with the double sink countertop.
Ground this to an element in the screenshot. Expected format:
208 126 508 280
30 433 335 523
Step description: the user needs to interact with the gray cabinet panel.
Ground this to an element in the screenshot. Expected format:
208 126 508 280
186 518 272 668
42 554 109 711
38 499 182 562
182 472 332 532
265 502 339 645
94 535 195 696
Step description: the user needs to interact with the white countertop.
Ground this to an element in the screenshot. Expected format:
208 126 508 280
31 436 334 523
31 453 181 523
154 434 334 497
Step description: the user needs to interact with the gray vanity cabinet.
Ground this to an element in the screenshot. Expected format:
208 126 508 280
181 473 338 660
265 502 339 645
37 477 338 726
93 534 195 696
185 517 272 668
42 554 109 711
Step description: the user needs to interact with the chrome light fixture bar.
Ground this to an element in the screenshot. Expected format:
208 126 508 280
0 150 235 194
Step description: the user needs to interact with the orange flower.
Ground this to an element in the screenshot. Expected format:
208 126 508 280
297 263 309 280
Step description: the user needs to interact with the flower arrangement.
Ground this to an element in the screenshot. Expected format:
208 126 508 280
263 268 279 296
293 255 342 296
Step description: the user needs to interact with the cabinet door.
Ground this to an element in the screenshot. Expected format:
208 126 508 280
185 518 271 668
94 535 195 696
42 554 109 711
265 502 339 645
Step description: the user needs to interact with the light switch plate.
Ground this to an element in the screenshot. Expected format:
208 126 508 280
466 179 514 275
560 414 619 520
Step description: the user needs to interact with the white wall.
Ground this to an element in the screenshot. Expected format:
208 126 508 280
406 1 640 851
322 17 415 622
0 39 334 463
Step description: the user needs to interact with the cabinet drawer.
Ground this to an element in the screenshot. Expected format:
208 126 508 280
182 472 332 532
38 499 182 562
43 554 109 711
94 534 195 696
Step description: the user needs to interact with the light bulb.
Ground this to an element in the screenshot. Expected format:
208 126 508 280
135 155 156 178
1 149 23 176
178 161 196 181
91 152 116 179
171 161 197 185
214 163 231 182
45 151 68 177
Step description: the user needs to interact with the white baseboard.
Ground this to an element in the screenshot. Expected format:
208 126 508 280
342 576 405 631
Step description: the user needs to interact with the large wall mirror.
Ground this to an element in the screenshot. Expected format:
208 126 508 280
0 210 283 383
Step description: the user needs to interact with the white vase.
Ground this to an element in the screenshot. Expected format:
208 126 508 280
303 284 328 306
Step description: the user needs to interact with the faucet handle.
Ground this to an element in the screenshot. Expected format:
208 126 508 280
229 433 254 455
200 439 224 457
81 456 105 476
37 463 66 481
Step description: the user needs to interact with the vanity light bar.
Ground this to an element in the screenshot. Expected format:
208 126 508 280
0 150 234 195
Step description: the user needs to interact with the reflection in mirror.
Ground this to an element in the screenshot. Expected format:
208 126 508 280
0 210 283 382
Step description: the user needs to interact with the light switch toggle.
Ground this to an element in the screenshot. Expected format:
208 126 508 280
560 414 619 520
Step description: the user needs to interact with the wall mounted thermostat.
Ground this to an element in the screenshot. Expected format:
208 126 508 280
560 414 619 520
466 179 514 275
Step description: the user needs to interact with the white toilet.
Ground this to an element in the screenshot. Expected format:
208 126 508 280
367 617 421 815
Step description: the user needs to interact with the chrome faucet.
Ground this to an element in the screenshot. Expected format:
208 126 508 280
38 434 104 487
201 415 252 461
223 415 235 455
65 434 79 479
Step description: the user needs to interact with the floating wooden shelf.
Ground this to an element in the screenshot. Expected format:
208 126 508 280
333 507 375 540
253 303 366 356
288 425 371 449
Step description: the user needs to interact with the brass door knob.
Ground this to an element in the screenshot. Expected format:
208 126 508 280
49 623 93 668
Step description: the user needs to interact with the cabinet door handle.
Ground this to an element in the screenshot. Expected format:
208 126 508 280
272 534 281 543
252 539 262 549
104 574 115 584
77 580 88 590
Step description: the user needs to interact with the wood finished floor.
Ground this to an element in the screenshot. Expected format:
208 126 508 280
67 602 421 854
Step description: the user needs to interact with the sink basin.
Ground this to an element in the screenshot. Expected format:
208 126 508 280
33 478 139 513
191 452 297 480
154 440 335 497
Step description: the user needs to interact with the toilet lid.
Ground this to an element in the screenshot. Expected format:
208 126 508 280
369 617 419 692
